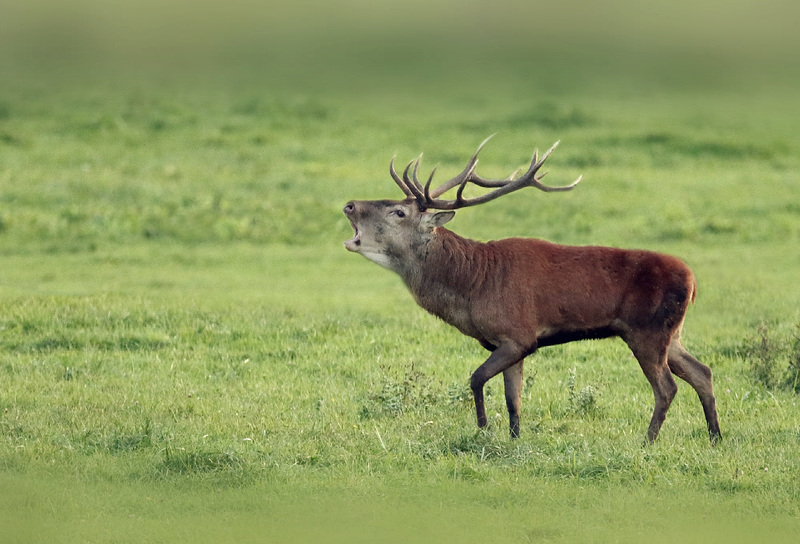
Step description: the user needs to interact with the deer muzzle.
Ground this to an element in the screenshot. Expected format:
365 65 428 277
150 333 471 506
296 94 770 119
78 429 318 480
343 201 361 251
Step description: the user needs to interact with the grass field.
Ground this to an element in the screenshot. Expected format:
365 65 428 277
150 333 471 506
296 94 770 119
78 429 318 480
2 1 800 542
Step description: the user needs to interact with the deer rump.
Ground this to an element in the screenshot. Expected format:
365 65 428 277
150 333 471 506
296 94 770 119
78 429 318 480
343 136 721 444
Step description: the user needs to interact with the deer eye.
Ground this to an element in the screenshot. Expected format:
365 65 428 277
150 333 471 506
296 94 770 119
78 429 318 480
393 209 406 218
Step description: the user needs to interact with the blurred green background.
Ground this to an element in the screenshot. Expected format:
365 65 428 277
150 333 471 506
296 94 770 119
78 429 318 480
2 0 798 88
2 2 800 543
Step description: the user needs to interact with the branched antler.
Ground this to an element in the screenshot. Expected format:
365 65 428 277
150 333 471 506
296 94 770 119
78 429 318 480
390 134 582 211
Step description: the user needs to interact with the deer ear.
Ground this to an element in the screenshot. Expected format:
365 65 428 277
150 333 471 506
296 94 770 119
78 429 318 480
428 211 455 228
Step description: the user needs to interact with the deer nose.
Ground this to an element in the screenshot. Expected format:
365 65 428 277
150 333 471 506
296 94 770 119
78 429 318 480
343 202 355 216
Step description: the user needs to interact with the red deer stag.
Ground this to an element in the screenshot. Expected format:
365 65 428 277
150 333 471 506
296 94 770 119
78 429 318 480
343 135 721 444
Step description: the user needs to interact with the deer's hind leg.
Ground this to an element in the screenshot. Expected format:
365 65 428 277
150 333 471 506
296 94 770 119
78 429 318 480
667 337 721 444
624 332 678 444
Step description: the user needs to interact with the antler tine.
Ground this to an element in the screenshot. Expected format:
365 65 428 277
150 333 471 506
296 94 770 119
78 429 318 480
451 159 479 207
455 174 470 205
411 154 424 191
423 164 439 203
428 133 496 199
389 155 415 198
401 155 427 205
535 140 559 170
517 140 582 192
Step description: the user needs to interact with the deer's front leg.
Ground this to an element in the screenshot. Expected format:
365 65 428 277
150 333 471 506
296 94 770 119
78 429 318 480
503 360 525 438
470 343 525 432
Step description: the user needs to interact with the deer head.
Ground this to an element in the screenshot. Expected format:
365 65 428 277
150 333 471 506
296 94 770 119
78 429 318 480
343 198 454 272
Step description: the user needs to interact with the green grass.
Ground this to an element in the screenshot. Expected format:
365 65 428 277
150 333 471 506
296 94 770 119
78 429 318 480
2 2 800 541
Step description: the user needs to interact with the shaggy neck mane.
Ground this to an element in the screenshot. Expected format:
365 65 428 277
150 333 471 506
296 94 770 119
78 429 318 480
412 228 496 293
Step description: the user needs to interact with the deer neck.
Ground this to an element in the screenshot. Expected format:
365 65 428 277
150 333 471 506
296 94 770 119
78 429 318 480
400 228 489 321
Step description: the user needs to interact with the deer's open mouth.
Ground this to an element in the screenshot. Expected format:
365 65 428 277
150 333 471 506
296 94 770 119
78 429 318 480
344 221 361 251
